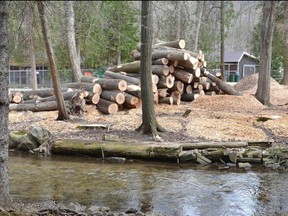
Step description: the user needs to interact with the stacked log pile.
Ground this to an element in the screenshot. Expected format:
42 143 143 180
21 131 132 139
105 39 232 106
8 39 240 115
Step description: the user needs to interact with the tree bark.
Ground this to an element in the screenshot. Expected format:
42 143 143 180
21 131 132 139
64 1 83 82
0 0 10 207
37 1 70 120
220 1 225 80
255 1 276 105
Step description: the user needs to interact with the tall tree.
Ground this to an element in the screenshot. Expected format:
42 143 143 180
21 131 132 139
64 1 83 82
255 1 276 105
220 1 225 80
27 4 37 90
0 0 11 207
136 1 165 140
37 1 70 120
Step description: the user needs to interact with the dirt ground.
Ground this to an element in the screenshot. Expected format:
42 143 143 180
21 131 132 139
8 73 288 146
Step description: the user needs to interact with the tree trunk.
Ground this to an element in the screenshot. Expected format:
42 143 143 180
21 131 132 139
81 77 127 91
194 1 204 51
282 37 288 85
27 11 37 90
255 1 276 105
64 1 83 82
0 0 10 207
136 1 165 137
37 1 70 120
220 1 225 80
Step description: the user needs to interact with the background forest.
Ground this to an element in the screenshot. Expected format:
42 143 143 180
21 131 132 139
7 1 287 83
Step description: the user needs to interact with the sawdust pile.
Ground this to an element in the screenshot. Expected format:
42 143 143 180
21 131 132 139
191 94 265 113
234 73 288 105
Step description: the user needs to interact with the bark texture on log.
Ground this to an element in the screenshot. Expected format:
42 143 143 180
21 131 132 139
51 139 181 160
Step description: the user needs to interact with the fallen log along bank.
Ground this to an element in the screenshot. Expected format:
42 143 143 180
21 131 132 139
9 38 242 115
51 138 273 165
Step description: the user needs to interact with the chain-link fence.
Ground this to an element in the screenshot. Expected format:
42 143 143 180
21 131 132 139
8 69 98 90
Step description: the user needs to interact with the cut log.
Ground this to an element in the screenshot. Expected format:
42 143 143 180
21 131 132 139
125 84 141 98
200 80 210 91
205 91 216 96
153 39 186 49
100 90 125 105
157 75 175 89
107 60 140 73
170 91 182 100
104 70 140 86
10 88 72 100
86 78 128 91
170 81 184 93
123 98 142 109
151 65 170 76
96 98 118 114
159 97 173 105
85 93 100 105
173 68 193 84
204 71 242 95
152 58 169 65
12 92 23 103
169 65 175 73
23 90 87 104
166 51 190 61
185 85 193 94
51 139 181 160
9 100 70 112
192 89 205 95
123 93 139 106
152 74 159 84
173 97 181 105
176 56 199 70
62 82 102 95
181 93 200 102
153 90 159 105
158 88 168 98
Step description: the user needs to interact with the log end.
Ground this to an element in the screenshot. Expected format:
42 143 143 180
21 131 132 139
118 80 128 91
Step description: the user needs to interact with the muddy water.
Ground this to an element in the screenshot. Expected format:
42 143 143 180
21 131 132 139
8 152 288 216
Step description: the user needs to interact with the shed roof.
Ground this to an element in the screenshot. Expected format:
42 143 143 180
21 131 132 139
224 51 259 63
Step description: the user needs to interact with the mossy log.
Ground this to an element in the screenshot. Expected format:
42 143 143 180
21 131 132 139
51 139 182 161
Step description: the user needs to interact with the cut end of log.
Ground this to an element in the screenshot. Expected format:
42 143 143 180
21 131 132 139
179 39 186 49
118 80 128 91
93 83 102 94
116 93 125 105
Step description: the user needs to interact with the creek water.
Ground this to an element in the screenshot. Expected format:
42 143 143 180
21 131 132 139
8 151 288 216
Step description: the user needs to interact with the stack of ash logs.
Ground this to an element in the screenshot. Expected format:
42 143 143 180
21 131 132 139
9 39 237 115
